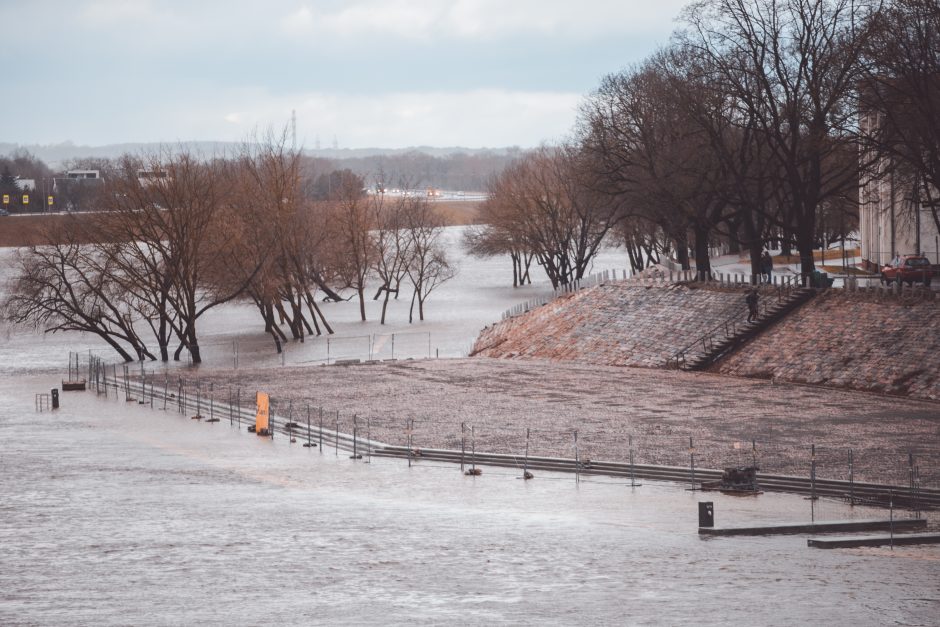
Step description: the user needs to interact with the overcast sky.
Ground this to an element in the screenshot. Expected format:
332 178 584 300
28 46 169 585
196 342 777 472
2 0 689 149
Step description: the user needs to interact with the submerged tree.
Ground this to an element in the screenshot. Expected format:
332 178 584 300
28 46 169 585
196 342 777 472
4 221 151 361
484 145 621 288
402 199 456 322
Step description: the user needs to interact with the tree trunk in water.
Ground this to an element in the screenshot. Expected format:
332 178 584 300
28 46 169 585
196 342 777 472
511 252 519 288
522 253 533 284
313 275 346 302
381 289 391 324
274 302 297 339
187 327 202 364
264 301 275 333
358 285 366 321
408 287 418 323
304 290 331 335
100 333 135 362
158 316 169 362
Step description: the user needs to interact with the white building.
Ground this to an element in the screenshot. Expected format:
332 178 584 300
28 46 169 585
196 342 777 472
859 171 940 268
859 110 940 268
137 169 168 187
65 169 101 180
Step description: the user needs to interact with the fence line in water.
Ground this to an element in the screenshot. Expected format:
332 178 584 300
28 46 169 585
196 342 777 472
69 352 938 512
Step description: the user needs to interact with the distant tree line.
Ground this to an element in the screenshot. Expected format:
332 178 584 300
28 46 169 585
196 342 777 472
468 0 939 283
2 131 456 363
0 145 514 216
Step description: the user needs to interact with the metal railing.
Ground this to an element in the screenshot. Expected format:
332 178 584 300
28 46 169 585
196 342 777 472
668 276 805 370
500 270 624 321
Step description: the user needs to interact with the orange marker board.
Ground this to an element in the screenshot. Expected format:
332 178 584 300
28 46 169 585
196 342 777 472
255 392 269 432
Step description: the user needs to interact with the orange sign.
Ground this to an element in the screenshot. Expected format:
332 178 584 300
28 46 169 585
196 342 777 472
255 392 269 433
2 194 8 204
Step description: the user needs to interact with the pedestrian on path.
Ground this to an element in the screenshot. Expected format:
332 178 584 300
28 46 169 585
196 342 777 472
761 251 774 283
746 288 759 323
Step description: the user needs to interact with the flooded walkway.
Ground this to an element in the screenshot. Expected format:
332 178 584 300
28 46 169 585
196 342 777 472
2 375 938 625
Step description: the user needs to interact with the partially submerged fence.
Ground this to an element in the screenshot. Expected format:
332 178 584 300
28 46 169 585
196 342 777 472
500 269 631 320
137 330 447 370
73 353 940 511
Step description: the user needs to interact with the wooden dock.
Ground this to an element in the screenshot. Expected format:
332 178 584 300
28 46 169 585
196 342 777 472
699 518 927 536
808 533 940 549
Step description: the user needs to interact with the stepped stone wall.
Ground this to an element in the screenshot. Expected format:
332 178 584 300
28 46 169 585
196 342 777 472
472 283 752 368
716 290 940 400
473 281 940 400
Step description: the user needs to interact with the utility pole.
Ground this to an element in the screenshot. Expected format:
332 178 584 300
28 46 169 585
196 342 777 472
291 109 297 153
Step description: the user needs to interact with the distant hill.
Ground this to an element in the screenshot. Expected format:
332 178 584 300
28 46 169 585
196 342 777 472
0 141 523 169
0 142 522 192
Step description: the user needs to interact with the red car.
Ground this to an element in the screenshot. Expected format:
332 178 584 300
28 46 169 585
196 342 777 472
880 255 936 287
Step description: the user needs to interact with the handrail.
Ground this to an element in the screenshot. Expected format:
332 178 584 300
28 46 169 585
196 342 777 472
668 276 805 370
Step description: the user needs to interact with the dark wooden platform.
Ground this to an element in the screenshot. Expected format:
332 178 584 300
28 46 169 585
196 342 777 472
808 533 940 549
699 518 927 536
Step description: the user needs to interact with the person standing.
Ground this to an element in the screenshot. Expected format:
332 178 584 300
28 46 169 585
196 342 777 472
761 250 774 283
746 288 759 323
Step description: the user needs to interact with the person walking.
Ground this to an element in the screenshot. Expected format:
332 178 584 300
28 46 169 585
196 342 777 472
746 288 759 323
761 251 774 283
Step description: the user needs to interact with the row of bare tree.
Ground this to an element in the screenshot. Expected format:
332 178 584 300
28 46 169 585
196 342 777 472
3 133 455 363
470 0 939 282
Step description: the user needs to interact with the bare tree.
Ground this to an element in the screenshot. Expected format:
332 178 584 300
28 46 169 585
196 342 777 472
221 130 336 351
99 149 248 363
681 0 874 277
484 146 621 288
582 52 735 277
324 170 373 321
371 195 414 324
402 200 456 322
4 220 151 362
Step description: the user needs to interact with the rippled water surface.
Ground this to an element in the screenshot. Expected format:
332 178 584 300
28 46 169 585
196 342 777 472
1 376 938 626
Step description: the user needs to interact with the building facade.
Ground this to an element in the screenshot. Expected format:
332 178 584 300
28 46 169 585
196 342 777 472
859 111 940 267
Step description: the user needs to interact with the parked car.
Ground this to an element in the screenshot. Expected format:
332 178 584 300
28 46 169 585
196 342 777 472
880 255 936 287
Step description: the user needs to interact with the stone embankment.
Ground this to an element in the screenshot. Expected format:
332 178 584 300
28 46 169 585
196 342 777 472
472 280 940 401
717 288 940 400
472 282 751 368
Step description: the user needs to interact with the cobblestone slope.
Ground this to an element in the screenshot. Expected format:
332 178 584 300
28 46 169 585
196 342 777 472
473 281 940 401
472 283 750 368
717 290 940 400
